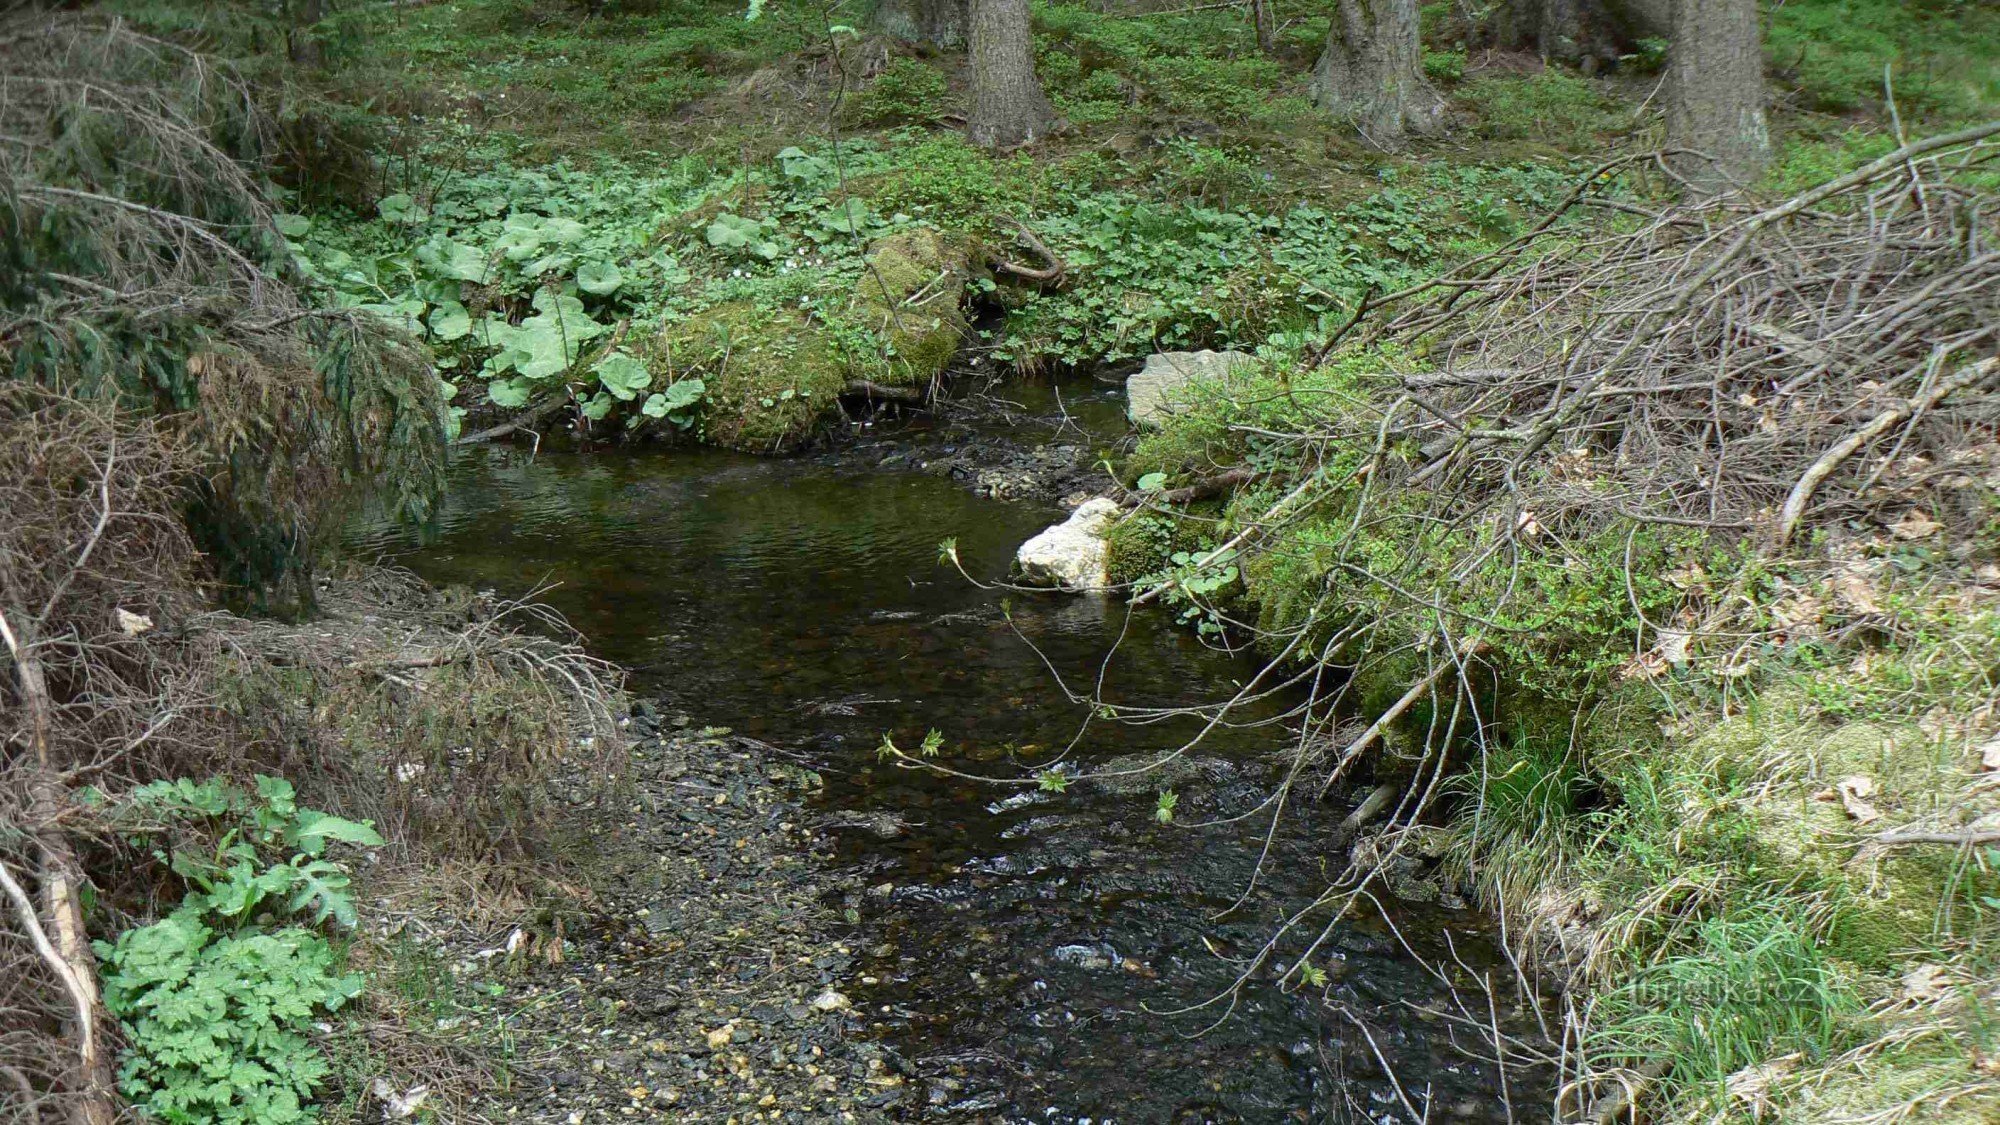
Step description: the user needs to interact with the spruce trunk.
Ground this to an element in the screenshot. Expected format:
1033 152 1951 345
1310 0 1442 151
1666 0 1772 194
967 0 1056 149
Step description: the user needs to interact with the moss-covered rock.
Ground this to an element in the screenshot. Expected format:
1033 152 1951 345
849 227 970 386
656 301 849 452
656 228 969 452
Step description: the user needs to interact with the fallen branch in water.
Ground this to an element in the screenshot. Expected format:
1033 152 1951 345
457 394 571 445
843 379 928 405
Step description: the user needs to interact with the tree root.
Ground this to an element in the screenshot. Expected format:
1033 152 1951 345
991 218 1065 284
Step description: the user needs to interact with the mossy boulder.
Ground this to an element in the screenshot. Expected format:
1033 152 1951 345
657 302 848 452
657 228 969 452
849 227 970 385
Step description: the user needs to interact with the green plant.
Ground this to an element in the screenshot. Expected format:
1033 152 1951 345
1590 908 1862 1113
96 776 381 1124
1422 49 1466 83
1460 70 1623 146
847 57 950 125
100 917 365 1125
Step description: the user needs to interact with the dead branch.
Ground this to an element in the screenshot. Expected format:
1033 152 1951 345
842 379 929 405
1776 355 1998 547
991 218 1066 284
456 394 573 445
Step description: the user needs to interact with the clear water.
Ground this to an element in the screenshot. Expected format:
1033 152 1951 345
348 378 1539 1122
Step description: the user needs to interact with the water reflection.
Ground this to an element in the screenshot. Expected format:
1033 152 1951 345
349 422 1530 1122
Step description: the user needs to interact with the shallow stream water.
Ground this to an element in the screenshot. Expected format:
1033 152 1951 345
350 377 1538 1123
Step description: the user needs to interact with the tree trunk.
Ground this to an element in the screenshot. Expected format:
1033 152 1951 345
966 0 1057 149
870 0 968 48
1311 0 1442 151
1251 0 1275 54
1666 0 1772 194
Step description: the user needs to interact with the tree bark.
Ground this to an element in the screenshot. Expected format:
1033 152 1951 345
966 0 1057 149
1666 0 1772 194
870 0 968 48
1310 0 1443 151
1251 0 1276 54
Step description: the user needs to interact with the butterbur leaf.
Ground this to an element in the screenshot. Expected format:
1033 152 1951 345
819 198 873 234
580 393 615 420
487 378 535 408
1136 472 1168 491
428 300 471 341
273 214 310 238
577 259 624 295
415 237 489 282
706 213 763 250
660 378 704 411
593 351 652 400
376 193 422 222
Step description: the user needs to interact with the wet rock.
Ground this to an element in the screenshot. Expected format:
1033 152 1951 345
1050 942 1117 971
1012 497 1122 592
1127 350 1254 426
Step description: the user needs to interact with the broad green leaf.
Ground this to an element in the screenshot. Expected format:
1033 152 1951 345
577 259 624 295
705 213 762 250
428 300 471 341
819 198 873 234
487 378 534 408
415 237 490 283
273 213 310 238
593 351 652 400
377 193 426 223
579 393 615 420
289 811 383 848
1136 472 1168 491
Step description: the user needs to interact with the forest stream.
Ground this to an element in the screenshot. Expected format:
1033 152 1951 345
350 377 1542 1123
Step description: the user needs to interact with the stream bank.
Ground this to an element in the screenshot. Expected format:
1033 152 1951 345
352 371 1545 1121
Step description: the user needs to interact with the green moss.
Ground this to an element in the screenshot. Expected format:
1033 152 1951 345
849 227 969 386
658 301 849 452
657 229 968 452
1103 505 1220 587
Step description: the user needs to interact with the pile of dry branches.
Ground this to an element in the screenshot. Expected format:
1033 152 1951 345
1334 121 2000 548
2 14 446 611
0 382 627 1122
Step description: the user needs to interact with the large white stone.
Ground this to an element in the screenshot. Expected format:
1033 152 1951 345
1013 498 1122 592
1126 350 1254 426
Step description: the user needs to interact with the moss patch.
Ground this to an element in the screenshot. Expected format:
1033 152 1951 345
849 227 969 386
657 229 969 452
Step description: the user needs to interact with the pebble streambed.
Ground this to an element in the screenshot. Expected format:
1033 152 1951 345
349 375 1544 1123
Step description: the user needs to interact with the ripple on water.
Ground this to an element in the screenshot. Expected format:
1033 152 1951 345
350 423 1545 1121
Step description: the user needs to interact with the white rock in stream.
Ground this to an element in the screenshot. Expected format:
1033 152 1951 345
1013 498 1121 592
1126 349 1254 426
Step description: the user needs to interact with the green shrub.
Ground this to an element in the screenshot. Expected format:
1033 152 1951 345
96 776 381 1125
1422 49 1465 84
1460 70 1623 147
847 57 951 126
100 917 364 1125
1767 0 2000 120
